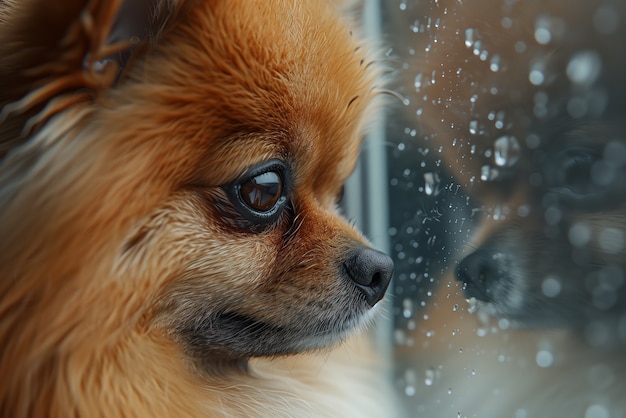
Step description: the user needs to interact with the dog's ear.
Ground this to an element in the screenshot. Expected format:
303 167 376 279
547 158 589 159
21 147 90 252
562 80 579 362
0 0 178 156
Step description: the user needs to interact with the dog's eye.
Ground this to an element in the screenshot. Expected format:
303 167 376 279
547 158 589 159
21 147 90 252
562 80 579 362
544 147 625 209
552 148 598 197
240 171 283 212
225 160 290 227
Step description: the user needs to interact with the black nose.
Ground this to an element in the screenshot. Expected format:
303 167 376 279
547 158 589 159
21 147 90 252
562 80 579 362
343 247 393 306
456 249 499 302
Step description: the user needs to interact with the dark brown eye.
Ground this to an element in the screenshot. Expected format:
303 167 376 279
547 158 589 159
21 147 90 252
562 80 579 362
239 171 283 212
225 160 290 228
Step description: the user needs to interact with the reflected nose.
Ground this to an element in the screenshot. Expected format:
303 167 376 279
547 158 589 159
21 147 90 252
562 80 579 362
456 249 500 302
343 246 394 307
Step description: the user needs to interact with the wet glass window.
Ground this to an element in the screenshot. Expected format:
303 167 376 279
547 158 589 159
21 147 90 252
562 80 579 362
353 0 626 416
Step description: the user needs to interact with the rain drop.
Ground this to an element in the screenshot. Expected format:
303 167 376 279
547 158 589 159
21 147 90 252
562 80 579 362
568 222 592 248
469 120 478 135
493 135 521 167
464 28 475 48
534 16 557 45
414 72 424 91
424 367 436 386
541 276 562 298
472 40 483 56
536 350 554 368
423 172 440 196
534 27 551 44
489 54 501 72
585 404 610 418
480 165 498 181
567 51 602 86
529 68 545 86
402 298 414 318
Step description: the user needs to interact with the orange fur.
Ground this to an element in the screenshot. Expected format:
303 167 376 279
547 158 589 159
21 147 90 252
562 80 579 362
0 0 395 416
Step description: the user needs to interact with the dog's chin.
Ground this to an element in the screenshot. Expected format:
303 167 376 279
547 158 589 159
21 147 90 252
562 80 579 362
465 296 592 329
182 302 381 362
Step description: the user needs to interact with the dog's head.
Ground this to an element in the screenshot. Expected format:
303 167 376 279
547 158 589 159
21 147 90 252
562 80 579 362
0 0 392 376
402 0 626 331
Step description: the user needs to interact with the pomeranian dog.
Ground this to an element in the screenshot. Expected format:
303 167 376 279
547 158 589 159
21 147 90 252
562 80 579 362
391 0 626 416
0 0 396 416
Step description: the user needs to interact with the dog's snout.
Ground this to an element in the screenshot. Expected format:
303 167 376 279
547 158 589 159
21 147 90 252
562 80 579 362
344 247 393 306
456 249 500 302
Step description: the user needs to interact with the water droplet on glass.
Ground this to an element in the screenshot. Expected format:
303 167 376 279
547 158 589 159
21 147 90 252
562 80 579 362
489 54 501 72
541 276 562 298
467 297 479 314
568 222 592 248
472 40 483 56
536 349 554 368
464 28 475 47
423 172 440 196
493 135 521 167
544 206 562 225
567 50 602 86
414 72 424 92
394 329 407 345
534 16 553 44
480 165 499 181
585 404 610 418
476 327 488 337
402 298 414 319
534 27 551 44
410 19 420 33
529 68 545 86
469 120 478 135
424 367 436 386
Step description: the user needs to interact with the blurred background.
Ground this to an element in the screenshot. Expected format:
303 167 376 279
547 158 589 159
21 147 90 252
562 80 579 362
348 0 626 416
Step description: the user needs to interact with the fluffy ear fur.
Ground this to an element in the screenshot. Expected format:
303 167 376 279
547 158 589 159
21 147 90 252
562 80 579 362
0 1 181 413
0 0 177 157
